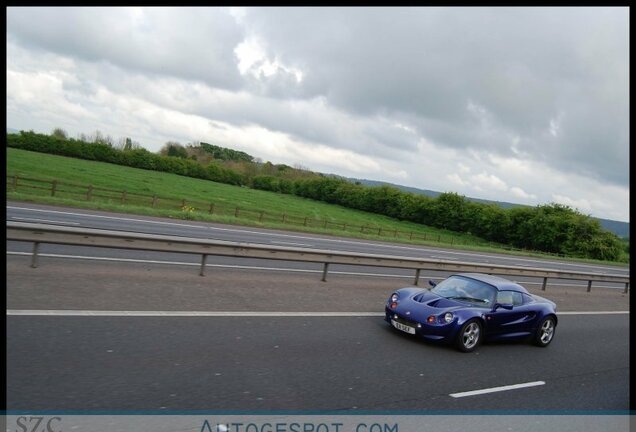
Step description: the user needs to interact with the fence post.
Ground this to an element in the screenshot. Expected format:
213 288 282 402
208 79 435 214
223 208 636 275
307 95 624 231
343 223 347 231
303 217 308 226
437 235 441 242
378 227 382 236
625 283 629 294
361 225 365 233
409 232 413 240
541 277 548 291
321 263 330 282
394 229 397 237
235 207 240 218
324 220 328 229
587 280 592 292
31 242 40 268
259 211 264 222
51 180 57 197
414 269 421 286
182 199 186 208
86 185 93 201
121 191 127 204
152 195 157 207
199 254 207 276
209 203 214 214
282 214 287 223
12 175 18 191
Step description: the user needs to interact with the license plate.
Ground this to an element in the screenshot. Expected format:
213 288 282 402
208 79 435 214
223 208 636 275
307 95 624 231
391 319 416 334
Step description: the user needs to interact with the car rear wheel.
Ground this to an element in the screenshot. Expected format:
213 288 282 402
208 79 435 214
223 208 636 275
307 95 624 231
533 316 556 347
456 319 482 352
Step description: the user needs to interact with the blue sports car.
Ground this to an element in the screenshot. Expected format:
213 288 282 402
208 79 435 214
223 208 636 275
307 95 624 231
385 273 558 352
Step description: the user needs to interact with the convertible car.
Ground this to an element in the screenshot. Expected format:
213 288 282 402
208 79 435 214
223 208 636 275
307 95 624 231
385 273 557 352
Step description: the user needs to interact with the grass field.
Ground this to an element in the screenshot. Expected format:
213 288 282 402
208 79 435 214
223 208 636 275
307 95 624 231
6 147 628 265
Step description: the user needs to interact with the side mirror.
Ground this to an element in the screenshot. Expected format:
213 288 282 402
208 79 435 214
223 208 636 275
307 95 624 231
494 303 514 311
428 280 437 287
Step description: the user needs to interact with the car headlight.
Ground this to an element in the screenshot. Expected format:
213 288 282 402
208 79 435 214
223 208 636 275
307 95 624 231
390 293 399 302
443 312 454 323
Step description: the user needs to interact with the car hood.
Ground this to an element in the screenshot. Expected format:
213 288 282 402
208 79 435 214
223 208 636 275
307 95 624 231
393 290 485 319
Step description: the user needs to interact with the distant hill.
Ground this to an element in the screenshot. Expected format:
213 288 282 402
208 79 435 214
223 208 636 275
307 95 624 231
350 178 629 238
6 128 20 134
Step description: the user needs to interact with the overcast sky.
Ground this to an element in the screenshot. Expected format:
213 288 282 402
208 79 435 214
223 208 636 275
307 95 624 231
6 7 629 221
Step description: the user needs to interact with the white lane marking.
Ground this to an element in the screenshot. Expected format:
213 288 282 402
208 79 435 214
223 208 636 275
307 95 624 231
5 251 628 288
7 205 629 273
6 310 628 317
10 217 80 225
450 381 545 398
558 311 629 315
6 310 384 317
270 241 312 247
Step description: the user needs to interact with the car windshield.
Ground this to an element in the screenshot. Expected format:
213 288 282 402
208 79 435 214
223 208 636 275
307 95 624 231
431 275 496 307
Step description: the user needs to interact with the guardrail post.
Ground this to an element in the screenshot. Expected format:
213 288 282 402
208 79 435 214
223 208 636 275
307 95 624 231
625 283 629 294
86 185 93 201
321 263 329 282
31 242 40 268
12 175 18 191
587 280 592 292
414 269 421 286
50 180 57 196
199 254 207 276
541 277 547 291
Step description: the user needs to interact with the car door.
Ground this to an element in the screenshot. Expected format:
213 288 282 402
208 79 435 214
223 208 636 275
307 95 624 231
486 291 537 338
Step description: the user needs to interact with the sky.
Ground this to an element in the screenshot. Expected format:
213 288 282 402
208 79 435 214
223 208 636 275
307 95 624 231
6 7 630 222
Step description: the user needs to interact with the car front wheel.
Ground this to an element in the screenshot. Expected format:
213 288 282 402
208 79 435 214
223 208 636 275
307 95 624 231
533 316 556 347
456 319 482 352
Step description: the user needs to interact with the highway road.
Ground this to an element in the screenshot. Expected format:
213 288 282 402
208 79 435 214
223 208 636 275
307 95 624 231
6 314 629 411
6 202 630 292
6 201 630 412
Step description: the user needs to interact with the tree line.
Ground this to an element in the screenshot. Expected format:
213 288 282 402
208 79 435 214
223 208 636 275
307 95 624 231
7 129 625 261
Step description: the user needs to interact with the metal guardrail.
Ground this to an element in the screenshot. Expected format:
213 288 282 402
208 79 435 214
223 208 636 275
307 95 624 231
6 222 630 293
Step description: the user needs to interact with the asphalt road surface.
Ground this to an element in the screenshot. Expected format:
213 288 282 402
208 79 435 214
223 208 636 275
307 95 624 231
6 202 630 293
6 314 629 411
6 202 630 413
7 202 630 274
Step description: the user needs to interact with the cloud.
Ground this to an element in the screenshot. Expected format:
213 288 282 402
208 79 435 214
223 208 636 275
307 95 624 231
471 172 508 192
551 194 593 215
5 7 629 221
510 187 537 200
7 7 246 90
